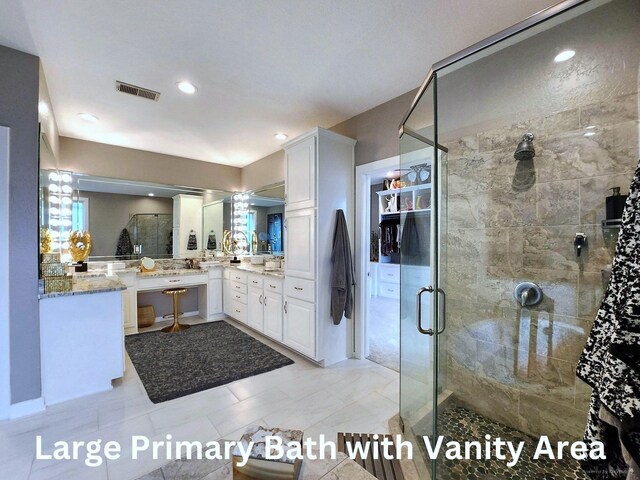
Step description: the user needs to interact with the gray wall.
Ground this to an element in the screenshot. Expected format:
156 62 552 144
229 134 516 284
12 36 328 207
59 137 243 193
240 89 418 186
241 150 285 192
81 191 173 258
0 45 41 404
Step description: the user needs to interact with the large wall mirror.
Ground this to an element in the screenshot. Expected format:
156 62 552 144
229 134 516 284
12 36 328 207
202 183 285 256
38 168 230 261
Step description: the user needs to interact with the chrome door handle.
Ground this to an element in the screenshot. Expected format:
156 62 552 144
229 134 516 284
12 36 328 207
417 286 434 335
437 288 446 334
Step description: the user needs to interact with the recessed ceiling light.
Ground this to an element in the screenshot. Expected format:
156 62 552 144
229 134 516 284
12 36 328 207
38 101 49 115
148 193 155 197
584 132 596 137
274 133 288 141
554 50 575 63
177 81 197 94
77 112 99 122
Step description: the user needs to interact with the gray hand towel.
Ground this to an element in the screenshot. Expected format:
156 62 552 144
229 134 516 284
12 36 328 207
331 209 355 325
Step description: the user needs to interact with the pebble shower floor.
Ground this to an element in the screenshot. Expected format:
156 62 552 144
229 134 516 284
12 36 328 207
431 407 588 480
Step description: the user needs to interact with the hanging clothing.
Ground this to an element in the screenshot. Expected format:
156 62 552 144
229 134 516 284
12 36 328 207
115 228 133 259
187 231 198 250
379 218 399 256
576 163 640 480
207 231 217 250
330 209 354 325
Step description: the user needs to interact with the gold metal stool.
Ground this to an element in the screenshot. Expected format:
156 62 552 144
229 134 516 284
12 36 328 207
161 287 190 333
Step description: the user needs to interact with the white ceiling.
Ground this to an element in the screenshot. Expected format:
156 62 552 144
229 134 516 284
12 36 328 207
1 0 558 167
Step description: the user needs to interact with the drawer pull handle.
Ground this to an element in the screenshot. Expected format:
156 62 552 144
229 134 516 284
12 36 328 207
387 274 393 277
388 289 394 292
235 295 240 299
235 309 241 313
269 284 276 289
294 287 303 291
169 280 181 283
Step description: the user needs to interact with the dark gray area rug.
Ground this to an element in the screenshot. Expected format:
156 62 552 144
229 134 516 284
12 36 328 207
125 321 294 403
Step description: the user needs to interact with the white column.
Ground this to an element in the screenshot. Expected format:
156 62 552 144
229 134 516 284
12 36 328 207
0 126 11 419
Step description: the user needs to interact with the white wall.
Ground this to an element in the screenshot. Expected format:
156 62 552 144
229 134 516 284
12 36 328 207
0 127 11 419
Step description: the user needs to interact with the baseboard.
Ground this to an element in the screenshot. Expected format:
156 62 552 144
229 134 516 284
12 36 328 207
9 396 45 419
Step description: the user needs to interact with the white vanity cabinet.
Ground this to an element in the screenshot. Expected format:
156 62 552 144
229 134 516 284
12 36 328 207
285 135 316 211
207 268 223 319
240 272 284 341
172 194 203 258
263 290 283 341
282 127 355 365
284 208 315 280
247 272 264 331
118 272 138 335
283 295 315 359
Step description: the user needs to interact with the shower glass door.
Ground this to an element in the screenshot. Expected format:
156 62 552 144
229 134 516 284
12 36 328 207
399 77 442 479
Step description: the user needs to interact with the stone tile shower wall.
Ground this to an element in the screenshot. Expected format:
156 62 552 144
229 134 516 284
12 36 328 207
443 92 638 441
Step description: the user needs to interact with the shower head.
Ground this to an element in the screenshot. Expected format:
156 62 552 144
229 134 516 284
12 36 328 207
514 133 535 161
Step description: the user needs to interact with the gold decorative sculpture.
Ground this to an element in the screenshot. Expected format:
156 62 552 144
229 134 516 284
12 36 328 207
68 230 92 263
222 230 233 255
40 227 52 254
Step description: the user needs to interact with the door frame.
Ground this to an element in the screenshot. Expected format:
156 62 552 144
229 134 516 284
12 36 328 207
0 127 11 420
354 155 399 360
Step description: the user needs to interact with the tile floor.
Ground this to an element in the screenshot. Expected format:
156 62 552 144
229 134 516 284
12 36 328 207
0 319 398 480
366 296 400 372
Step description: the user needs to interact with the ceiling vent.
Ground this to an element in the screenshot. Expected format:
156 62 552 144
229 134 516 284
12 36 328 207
115 81 161 101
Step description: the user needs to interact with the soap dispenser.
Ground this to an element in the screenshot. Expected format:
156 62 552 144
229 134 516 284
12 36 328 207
606 187 627 221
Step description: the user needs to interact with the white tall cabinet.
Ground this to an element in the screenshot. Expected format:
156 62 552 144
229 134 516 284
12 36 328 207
173 194 203 258
282 128 356 366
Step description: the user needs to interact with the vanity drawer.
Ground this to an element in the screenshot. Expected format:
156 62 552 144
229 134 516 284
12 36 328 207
229 270 248 284
230 291 247 304
230 298 247 323
285 277 314 303
137 273 207 291
379 281 400 299
265 278 283 294
248 274 264 289
231 281 247 294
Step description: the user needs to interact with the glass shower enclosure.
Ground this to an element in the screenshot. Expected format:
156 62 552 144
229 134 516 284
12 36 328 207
399 0 640 478
125 213 173 259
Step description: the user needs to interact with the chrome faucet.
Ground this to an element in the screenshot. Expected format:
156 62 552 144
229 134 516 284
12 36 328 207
514 282 542 307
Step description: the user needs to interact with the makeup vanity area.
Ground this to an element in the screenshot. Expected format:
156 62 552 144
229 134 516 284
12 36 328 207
37 127 355 407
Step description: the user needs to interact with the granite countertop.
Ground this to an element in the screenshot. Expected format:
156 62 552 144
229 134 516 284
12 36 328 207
39 275 127 300
136 268 209 278
225 263 285 278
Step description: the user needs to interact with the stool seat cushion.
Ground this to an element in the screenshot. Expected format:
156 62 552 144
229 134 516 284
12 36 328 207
162 287 188 295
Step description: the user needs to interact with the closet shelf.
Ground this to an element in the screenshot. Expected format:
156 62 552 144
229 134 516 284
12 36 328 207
376 184 431 196
381 208 431 216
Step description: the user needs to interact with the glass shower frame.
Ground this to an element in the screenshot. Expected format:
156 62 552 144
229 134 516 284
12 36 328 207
398 0 606 477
